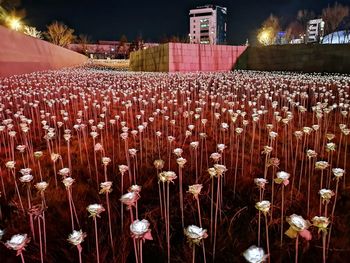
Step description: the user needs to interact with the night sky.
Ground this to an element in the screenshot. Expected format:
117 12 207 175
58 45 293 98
20 0 350 44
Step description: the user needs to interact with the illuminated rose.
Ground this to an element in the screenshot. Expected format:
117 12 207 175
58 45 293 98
58 168 70 177
120 192 140 207
51 153 61 162
67 230 86 246
128 184 142 193
62 177 75 189
325 142 336 152
130 219 152 240
315 161 329 170
5 234 31 255
274 171 290 186
99 181 113 194
243 245 267 263
319 189 334 204
153 159 164 170
19 174 33 183
217 144 226 152
214 164 227 176
254 178 268 189
173 148 183 157
184 225 208 246
5 161 16 169
306 149 317 159
101 157 111 166
210 152 221 162
190 141 199 149
35 181 48 192
176 157 187 168
128 149 137 157
19 168 32 176
158 171 177 183
261 146 272 155
312 216 329 233
332 168 344 179
285 214 312 240
255 200 271 215
187 184 203 198
34 151 43 159
87 204 105 218
119 165 129 174
208 167 217 178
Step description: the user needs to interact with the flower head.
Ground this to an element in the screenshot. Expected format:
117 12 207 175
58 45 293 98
173 148 183 157
332 168 345 179
118 165 129 175
319 189 334 204
274 171 290 186
87 204 105 218
5 234 30 255
128 184 142 193
254 178 268 189
99 181 113 194
210 152 221 163
153 159 164 170
184 225 208 246
101 157 111 166
120 192 140 208
255 201 271 215
62 177 75 189
19 174 33 183
214 164 227 177
243 245 267 263
67 230 86 246
176 157 187 168
285 214 312 240
312 216 330 234
58 168 70 177
35 181 48 192
158 171 177 183
5 161 16 169
187 184 203 199
315 161 329 170
261 146 272 155
130 219 153 240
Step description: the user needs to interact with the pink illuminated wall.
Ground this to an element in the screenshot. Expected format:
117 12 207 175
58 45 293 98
0 26 88 78
168 43 247 72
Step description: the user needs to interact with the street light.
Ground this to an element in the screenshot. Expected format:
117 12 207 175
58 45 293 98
258 29 272 46
8 17 22 31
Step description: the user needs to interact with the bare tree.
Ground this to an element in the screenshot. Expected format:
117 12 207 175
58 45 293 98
77 34 91 55
23 26 43 39
45 21 76 47
118 34 128 59
285 21 304 43
322 2 349 42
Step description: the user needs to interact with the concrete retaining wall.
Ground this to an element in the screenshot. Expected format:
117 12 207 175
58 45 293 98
130 43 247 72
235 44 350 73
0 25 88 77
130 44 169 72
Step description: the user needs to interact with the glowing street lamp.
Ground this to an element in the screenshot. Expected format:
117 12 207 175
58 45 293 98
258 29 272 46
8 17 22 31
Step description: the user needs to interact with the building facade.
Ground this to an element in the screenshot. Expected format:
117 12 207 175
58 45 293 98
189 5 227 45
307 19 325 43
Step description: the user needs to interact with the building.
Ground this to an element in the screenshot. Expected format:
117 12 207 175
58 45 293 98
306 19 325 43
189 5 227 45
